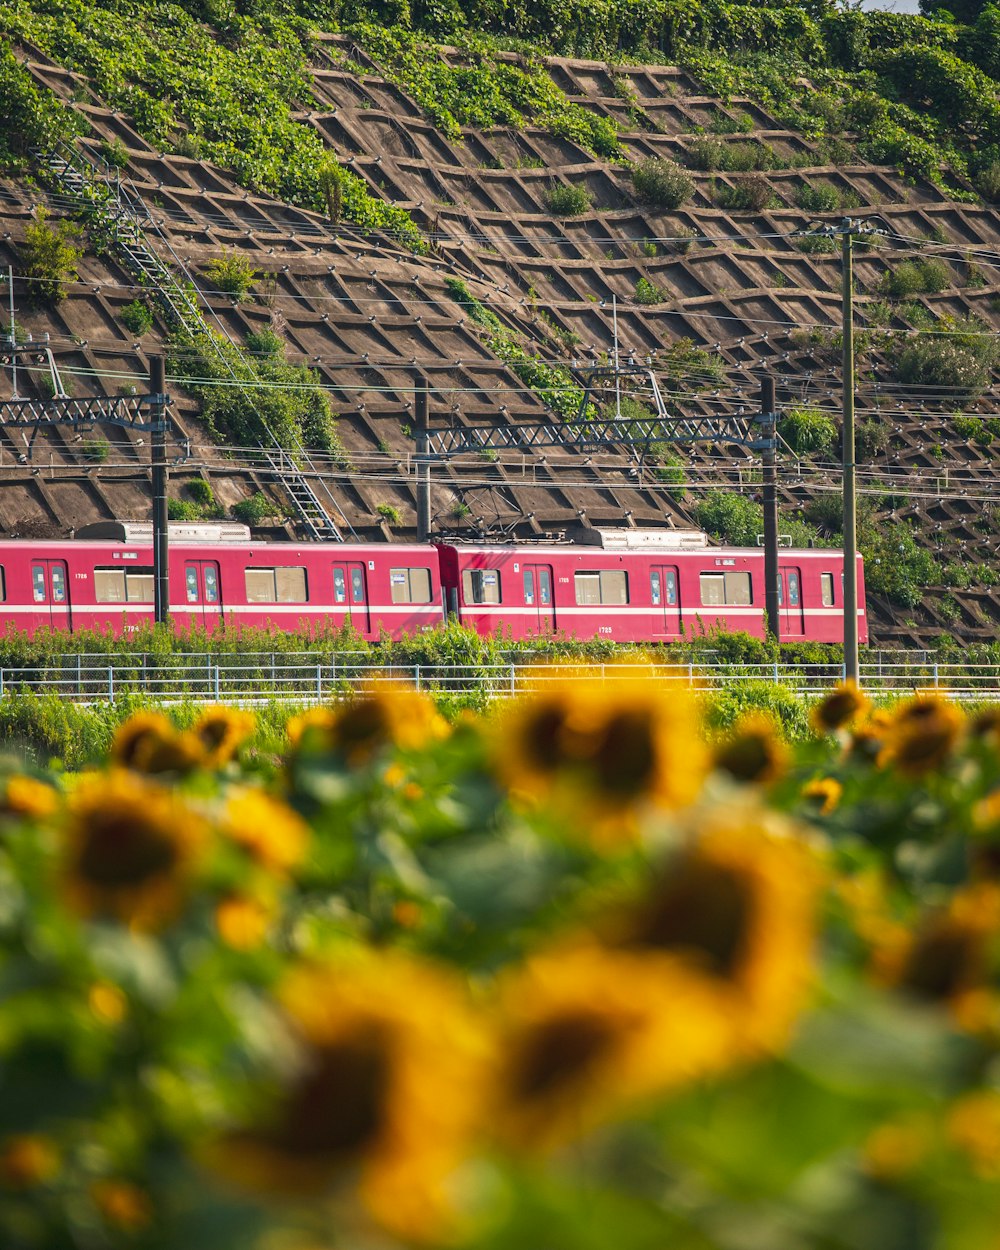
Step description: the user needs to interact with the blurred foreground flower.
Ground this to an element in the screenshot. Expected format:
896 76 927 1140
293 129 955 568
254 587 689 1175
288 689 449 766
495 673 707 839
713 713 787 785
60 769 208 929
110 710 203 776
878 695 965 776
0 774 58 820
810 681 869 735
0 1136 59 1189
490 943 733 1150
605 806 822 1053
222 789 309 878
208 952 485 1243
194 705 256 767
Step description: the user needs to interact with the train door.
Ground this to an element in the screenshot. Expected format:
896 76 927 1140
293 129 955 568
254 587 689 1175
650 565 681 637
523 564 555 635
31 559 71 630
184 559 222 628
780 565 805 637
333 561 371 635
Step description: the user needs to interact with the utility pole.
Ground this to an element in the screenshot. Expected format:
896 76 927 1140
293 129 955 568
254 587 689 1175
413 370 431 542
841 225 859 686
149 355 169 626
759 376 780 642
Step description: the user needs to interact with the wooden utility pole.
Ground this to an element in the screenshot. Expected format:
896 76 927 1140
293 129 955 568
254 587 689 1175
413 370 431 542
841 226 859 684
760 376 780 642
149 355 169 625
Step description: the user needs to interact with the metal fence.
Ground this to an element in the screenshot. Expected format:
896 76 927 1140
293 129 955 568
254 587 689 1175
1 652 999 704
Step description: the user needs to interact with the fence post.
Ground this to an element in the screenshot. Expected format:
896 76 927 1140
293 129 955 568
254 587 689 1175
933 661 939 689
0 668 4 698
510 662 516 696
415 664 421 692
316 664 322 701
214 665 221 700
773 661 779 683
108 666 114 702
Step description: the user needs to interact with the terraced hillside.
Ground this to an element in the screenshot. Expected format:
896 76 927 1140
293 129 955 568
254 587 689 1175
3 6 1000 647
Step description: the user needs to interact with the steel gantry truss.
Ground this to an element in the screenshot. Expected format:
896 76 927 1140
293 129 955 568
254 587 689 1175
427 365 774 457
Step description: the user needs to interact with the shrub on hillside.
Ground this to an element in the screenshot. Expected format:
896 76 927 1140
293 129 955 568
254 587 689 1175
120 299 154 335
631 158 694 209
975 161 1000 202
893 317 999 397
880 256 951 297
778 407 837 456
542 183 590 216
204 251 258 301
634 277 666 305
20 208 83 305
714 175 775 212
231 492 278 526
695 490 762 547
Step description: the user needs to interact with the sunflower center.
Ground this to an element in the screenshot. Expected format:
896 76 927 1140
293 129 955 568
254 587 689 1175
199 719 229 751
632 861 753 979
77 814 179 886
511 1010 616 1100
902 926 981 1001
593 711 657 794
716 735 773 783
271 1030 390 1159
523 703 570 772
337 703 391 755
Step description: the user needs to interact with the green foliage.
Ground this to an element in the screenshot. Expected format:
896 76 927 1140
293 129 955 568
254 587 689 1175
1 1 425 251
630 157 694 209
975 160 1000 200
0 41 82 167
99 135 128 168
119 299 154 335
634 276 666 305
794 180 840 212
167 327 345 456
80 436 110 463
167 497 201 521
893 316 1000 398
231 491 279 526
542 183 590 216
713 174 775 211
205 250 259 302
880 256 951 297
186 478 215 507
779 406 837 456
376 501 403 524
795 233 836 254
695 489 763 547
443 278 591 420
347 25 621 158
687 137 776 172
19 207 83 305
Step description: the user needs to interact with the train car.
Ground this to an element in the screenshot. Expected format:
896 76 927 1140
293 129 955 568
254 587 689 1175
0 523 445 639
438 530 867 645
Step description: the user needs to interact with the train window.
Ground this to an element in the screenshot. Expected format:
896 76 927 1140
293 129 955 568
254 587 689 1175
574 570 628 606
204 566 219 603
351 568 365 604
390 567 433 604
787 571 800 607
31 566 46 603
185 566 199 603
523 569 535 605
725 571 752 606
462 569 502 605
333 567 347 604
51 567 66 603
95 569 126 604
245 567 308 604
651 571 661 606
699 574 725 606
665 569 678 605
95 567 154 603
700 572 751 606
538 568 552 605
821 573 834 607
0 567 6 602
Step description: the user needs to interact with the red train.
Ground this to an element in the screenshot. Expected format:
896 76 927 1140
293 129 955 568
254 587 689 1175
0 522 867 644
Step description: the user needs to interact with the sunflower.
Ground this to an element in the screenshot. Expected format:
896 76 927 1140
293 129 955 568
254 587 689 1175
110 711 203 776
877 694 965 777
605 804 822 1054
215 893 274 951
0 1136 59 1188
947 1090 1000 1179
194 705 256 767
495 673 708 835
221 789 309 877
91 1180 152 1231
713 714 788 785
801 776 843 816
845 708 894 766
288 690 448 766
60 770 207 929
878 883 1000 1028
0 774 58 820
490 942 734 1150
208 951 485 1244
810 682 869 735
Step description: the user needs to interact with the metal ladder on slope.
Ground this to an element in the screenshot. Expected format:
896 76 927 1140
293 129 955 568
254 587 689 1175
37 141 348 541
